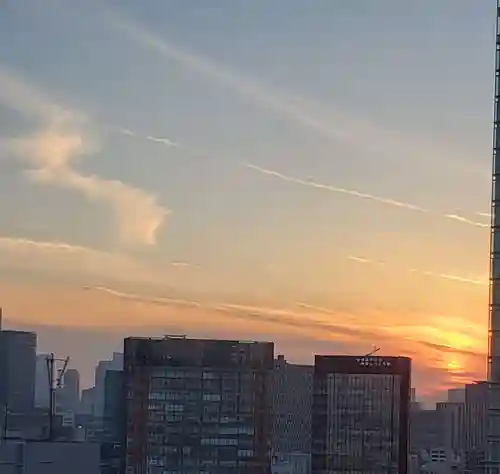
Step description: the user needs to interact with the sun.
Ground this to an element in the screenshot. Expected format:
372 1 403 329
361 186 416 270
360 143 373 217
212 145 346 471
447 360 462 372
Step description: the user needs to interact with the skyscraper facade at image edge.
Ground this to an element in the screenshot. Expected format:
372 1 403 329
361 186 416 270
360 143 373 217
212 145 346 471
311 355 411 474
123 336 274 474
0 329 37 414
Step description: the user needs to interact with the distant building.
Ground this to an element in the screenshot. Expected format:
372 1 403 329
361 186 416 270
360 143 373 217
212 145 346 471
271 355 313 454
447 388 466 403
410 408 445 454
0 440 100 474
94 353 123 417
312 355 411 474
102 370 125 474
103 369 124 442
35 354 50 409
124 335 274 474
79 387 96 416
0 329 37 413
436 401 466 455
58 369 80 412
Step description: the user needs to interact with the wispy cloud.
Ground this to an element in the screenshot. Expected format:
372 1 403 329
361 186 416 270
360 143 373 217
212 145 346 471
0 236 156 283
0 67 169 246
87 284 485 380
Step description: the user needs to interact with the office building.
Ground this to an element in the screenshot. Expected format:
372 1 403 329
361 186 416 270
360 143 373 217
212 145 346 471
79 387 96 416
271 355 313 454
436 401 466 457
312 355 411 474
102 370 125 474
94 352 123 417
60 369 80 412
0 329 37 413
124 335 274 474
35 354 50 409
0 440 100 474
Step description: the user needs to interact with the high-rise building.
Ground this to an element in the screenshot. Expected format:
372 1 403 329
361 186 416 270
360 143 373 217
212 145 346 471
436 401 466 456
79 387 96 416
57 368 80 412
271 355 312 455
0 329 37 413
35 353 50 409
312 355 411 474
94 353 123 417
102 370 125 474
123 335 274 474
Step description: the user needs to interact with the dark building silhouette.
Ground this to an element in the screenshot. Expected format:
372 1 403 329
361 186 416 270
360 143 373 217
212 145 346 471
102 369 125 474
0 329 37 414
123 335 274 474
312 355 411 474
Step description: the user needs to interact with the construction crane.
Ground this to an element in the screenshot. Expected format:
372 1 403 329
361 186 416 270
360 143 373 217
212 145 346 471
45 353 69 441
365 346 380 357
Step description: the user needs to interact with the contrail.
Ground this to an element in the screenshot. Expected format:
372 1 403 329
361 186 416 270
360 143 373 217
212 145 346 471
444 214 489 228
247 163 489 227
90 286 202 308
114 125 490 230
118 128 179 148
347 255 487 286
245 163 429 212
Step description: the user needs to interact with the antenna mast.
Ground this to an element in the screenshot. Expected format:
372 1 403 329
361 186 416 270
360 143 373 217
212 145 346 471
486 2 500 473
46 353 69 441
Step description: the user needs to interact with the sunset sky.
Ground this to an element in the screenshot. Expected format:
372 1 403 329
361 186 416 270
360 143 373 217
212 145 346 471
0 0 495 401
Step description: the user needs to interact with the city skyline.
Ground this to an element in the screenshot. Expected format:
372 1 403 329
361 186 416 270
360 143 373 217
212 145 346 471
0 0 495 400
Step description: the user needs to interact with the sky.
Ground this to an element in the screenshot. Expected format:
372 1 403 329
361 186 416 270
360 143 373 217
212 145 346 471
0 0 496 402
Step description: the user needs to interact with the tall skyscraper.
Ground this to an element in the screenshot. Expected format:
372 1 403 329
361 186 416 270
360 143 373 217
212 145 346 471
312 355 411 474
123 335 274 474
271 355 313 455
0 329 37 413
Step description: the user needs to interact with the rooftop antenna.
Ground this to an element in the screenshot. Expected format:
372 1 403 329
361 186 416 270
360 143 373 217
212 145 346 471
46 353 69 441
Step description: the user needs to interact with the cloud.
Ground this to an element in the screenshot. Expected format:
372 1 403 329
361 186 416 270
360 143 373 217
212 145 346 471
87 284 483 359
0 67 169 246
0 236 156 283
